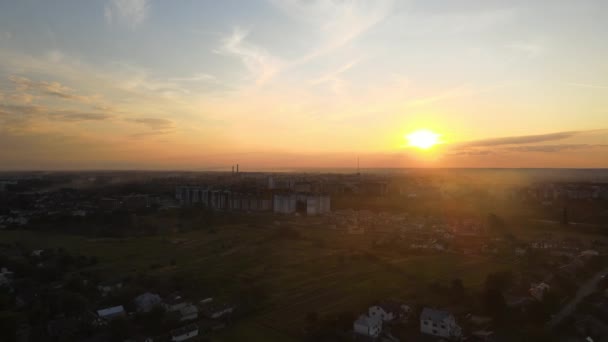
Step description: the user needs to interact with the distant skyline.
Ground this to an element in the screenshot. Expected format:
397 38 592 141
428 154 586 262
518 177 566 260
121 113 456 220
1 0 607 170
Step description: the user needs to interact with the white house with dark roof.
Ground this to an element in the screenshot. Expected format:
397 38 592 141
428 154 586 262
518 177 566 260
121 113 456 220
170 324 198 342
368 301 411 322
164 293 188 312
97 305 125 321
179 304 198 322
353 314 382 338
200 300 235 319
420 308 462 339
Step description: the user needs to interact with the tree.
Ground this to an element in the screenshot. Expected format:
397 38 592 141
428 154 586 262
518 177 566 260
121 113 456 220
305 311 319 332
485 271 513 293
109 318 129 342
487 213 506 231
139 305 166 334
451 278 465 297
483 271 512 319
60 291 89 317
483 288 506 319
0 310 21 342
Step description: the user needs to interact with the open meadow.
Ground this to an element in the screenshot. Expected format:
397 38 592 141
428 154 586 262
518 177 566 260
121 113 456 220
0 220 538 341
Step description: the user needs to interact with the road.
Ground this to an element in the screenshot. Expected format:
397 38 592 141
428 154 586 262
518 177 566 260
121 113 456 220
546 267 608 330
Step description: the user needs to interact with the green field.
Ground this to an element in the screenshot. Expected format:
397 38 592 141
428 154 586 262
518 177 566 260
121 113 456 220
0 225 521 340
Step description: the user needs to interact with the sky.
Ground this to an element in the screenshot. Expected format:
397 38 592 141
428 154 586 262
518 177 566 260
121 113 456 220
0 0 607 170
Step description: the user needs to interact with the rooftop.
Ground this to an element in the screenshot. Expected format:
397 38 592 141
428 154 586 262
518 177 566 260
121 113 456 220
421 308 451 323
97 305 124 317
171 323 198 337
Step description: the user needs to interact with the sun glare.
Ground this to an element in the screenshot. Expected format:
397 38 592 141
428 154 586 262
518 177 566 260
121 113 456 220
406 130 441 149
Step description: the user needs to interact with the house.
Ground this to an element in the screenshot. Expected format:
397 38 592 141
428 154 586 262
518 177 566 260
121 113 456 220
348 224 365 235
164 293 188 312
97 279 123 297
515 247 527 256
368 301 411 322
31 249 44 257
200 300 235 319
97 305 126 321
529 282 550 301
468 315 492 328
581 250 600 258
471 330 495 342
179 304 198 321
505 296 533 313
531 240 554 249
0 267 14 287
134 292 162 312
170 324 199 342
353 314 382 338
420 308 462 340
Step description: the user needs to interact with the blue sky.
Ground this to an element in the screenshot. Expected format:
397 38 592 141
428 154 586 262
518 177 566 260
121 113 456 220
0 0 607 169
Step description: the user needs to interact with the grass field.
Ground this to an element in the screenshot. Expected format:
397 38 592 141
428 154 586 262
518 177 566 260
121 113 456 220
0 223 554 340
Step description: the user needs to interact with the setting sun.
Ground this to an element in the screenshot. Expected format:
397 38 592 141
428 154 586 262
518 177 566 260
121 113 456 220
406 130 441 149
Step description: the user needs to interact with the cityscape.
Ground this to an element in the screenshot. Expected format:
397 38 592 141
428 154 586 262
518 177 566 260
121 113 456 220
1 1 608 341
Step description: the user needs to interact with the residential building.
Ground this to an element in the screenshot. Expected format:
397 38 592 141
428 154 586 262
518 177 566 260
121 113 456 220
353 314 382 338
273 193 297 214
529 283 551 301
97 305 126 321
179 304 198 321
0 267 14 287
200 300 235 319
368 301 411 322
171 324 199 342
420 308 462 340
164 293 188 312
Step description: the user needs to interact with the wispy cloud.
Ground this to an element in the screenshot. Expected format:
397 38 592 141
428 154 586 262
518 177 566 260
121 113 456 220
217 1 393 86
457 131 582 148
0 103 115 124
9 93 35 104
310 59 360 85
126 117 175 137
127 117 175 138
51 111 114 122
446 130 608 158
446 149 494 157
216 27 283 85
271 0 394 64
310 59 360 95
104 0 149 28
505 144 608 153
168 73 216 82
9 75 98 103
128 130 173 138
128 117 174 130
